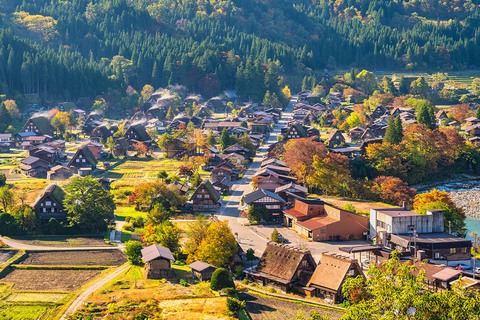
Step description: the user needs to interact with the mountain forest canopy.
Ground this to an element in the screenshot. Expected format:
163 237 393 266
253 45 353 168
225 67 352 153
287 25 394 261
1 0 480 100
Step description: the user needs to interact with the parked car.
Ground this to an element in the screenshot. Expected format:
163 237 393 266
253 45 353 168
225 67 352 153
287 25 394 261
475 267 480 274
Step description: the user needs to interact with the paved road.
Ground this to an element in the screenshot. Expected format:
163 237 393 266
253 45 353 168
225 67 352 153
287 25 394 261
217 97 369 261
0 236 122 251
60 264 130 320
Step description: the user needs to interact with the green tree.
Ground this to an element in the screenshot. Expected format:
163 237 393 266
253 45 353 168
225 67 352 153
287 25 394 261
191 172 203 189
185 215 211 263
417 105 436 130
383 116 398 144
14 206 37 232
0 186 14 213
219 128 230 150
206 130 217 146
226 297 245 316
146 203 170 225
270 227 282 243
410 77 429 97
355 70 377 95
124 240 144 265
157 170 168 182
0 103 12 133
394 115 403 143
0 173 6 187
210 268 235 290
144 221 181 253
475 107 480 119
245 248 258 267
398 76 410 95
63 176 115 232
382 76 396 95
472 78 480 95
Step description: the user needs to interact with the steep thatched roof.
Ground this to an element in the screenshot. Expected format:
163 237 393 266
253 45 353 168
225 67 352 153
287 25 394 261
32 183 65 209
249 242 315 284
26 116 54 136
307 254 364 292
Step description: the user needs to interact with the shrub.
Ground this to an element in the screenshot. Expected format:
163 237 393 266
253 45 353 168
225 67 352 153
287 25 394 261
223 287 236 297
210 268 234 290
226 297 245 316
180 279 190 287
124 240 144 265
233 265 245 279
122 223 134 232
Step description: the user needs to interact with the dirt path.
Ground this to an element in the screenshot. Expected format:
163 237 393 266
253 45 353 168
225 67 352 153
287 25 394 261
0 236 122 251
60 264 130 320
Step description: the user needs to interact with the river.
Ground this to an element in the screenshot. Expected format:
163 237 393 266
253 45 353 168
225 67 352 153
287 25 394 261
466 217 480 240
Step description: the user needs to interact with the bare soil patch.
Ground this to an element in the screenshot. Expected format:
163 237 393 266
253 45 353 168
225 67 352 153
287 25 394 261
19 250 127 266
13 236 109 247
238 292 343 320
0 269 102 291
0 251 16 263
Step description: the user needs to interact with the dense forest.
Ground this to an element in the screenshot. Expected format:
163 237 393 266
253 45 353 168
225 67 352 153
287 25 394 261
0 0 480 100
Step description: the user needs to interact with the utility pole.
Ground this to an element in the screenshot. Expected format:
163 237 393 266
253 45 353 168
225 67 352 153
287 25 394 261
448 221 452 234
472 232 479 280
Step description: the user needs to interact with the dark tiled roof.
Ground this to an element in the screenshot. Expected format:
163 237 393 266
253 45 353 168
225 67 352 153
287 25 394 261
243 188 286 204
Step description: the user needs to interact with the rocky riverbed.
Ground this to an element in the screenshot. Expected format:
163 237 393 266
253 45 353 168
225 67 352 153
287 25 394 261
450 191 480 219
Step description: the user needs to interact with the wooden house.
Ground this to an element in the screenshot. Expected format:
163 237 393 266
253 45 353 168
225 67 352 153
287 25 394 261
210 162 239 183
436 110 449 125
307 254 364 303
20 156 50 177
68 145 97 174
188 261 217 281
283 123 308 141
361 128 374 141
326 129 345 147
190 180 221 211
124 124 152 146
243 188 286 219
245 242 316 292
91 125 113 141
349 126 365 141
113 138 129 157
21 116 54 136
223 143 251 158
47 165 72 181
32 183 66 220
274 183 308 203
465 117 480 126
29 146 57 164
141 244 175 279
82 113 103 134
206 97 226 113
145 105 167 120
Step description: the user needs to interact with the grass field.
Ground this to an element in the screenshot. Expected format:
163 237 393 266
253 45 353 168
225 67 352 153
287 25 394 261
12 236 110 248
0 304 60 320
6 292 69 303
115 206 147 220
19 250 127 266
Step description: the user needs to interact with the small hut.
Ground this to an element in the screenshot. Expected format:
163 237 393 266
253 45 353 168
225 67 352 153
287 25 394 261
141 244 175 279
188 261 217 281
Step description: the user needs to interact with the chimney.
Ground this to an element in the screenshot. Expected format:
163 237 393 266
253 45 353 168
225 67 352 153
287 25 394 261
417 250 426 261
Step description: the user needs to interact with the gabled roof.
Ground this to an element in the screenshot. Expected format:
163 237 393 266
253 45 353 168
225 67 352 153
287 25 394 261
243 188 286 204
224 143 250 153
190 180 220 202
327 129 344 141
307 254 363 291
432 268 461 281
274 182 308 194
68 145 97 167
25 116 54 136
32 183 65 209
261 158 287 168
188 260 217 272
248 242 315 284
141 244 175 262
126 124 151 141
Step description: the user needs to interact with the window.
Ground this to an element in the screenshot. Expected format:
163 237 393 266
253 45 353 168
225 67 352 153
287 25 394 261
76 159 80 163
435 252 440 259
461 247 467 253
320 229 326 234
82 159 86 163
450 248 457 254
46 201 51 206
205 194 210 199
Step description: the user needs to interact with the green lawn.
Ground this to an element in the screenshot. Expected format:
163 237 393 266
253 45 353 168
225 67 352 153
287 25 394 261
115 206 147 221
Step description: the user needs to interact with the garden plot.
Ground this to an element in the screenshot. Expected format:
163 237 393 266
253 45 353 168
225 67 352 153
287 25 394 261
6 292 69 303
0 269 102 291
14 236 109 248
19 250 126 266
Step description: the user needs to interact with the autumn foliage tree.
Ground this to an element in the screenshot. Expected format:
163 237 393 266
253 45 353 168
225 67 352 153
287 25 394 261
133 142 148 157
413 189 466 237
283 138 329 183
129 180 186 211
370 176 416 206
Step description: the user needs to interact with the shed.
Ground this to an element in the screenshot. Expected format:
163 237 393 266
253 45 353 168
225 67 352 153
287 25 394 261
141 244 175 279
188 261 217 281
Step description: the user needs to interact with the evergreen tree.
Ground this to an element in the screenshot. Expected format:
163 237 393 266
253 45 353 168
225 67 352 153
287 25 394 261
220 128 230 150
475 107 480 119
417 105 436 130
394 115 403 143
0 103 12 133
398 76 410 95
383 116 397 144
382 76 396 95
270 227 282 243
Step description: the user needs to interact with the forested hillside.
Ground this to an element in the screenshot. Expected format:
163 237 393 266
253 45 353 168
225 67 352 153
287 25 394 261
0 0 480 100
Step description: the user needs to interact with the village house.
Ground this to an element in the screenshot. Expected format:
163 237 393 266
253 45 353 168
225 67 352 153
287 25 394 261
188 261 217 281
253 168 296 191
14 132 36 147
113 138 129 157
243 188 286 220
210 162 239 183
0 134 13 146
245 242 316 293
436 110 449 125
124 123 152 147
326 129 346 147
223 143 251 159
206 97 227 113
282 123 308 141
190 180 221 211
67 145 97 175
284 199 369 241
141 244 175 279
306 254 365 303
204 121 243 133
21 116 55 136
91 124 113 141
465 117 480 126
82 113 103 134
29 146 58 164
32 183 66 220
47 165 72 180
349 126 365 141
370 207 473 267
274 183 308 204
20 156 50 178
